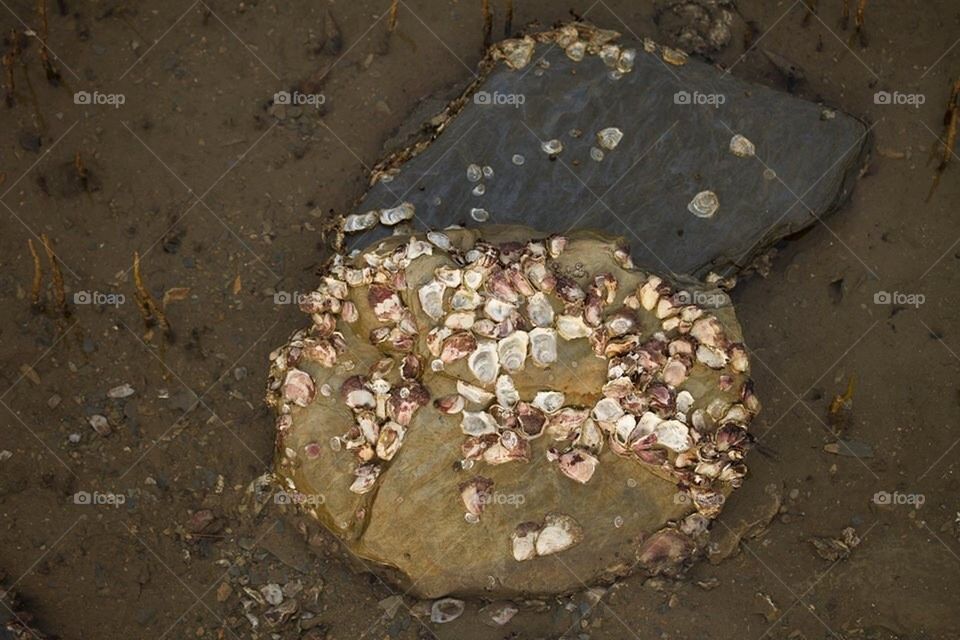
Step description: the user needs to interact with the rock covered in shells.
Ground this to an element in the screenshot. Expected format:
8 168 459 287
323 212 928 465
267 225 757 597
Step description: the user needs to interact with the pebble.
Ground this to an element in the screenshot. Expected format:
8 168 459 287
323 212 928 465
68 433 81 444
48 394 62 408
0 450 12 462
478 601 518 627
378 594 403 619
216 582 232 602
260 583 284 606
89 414 111 436
107 383 136 399
18 131 41 152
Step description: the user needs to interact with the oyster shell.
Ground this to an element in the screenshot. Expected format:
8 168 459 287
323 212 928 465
541 139 563 155
457 380 495 405
282 369 316 407
461 411 499 436
557 314 592 340
535 513 583 556
526 291 555 327
557 449 599 484
468 341 500 385
379 202 415 226
495 375 520 408
435 394 465 414
533 391 566 414
376 421 407 460
688 190 719 219
418 280 446 320
349 463 380 494
498 331 529 373
459 476 494 517
529 327 558 367
511 522 541 562
654 419 691 452
596 127 624 150
729 134 756 158
343 211 378 232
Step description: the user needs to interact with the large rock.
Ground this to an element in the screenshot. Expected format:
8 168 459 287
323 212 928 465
344 23 870 281
267 226 757 597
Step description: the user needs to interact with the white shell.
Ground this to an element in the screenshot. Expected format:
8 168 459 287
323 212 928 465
676 390 695 414
541 139 563 155
484 298 516 322
451 287 483 311
729 134 756 158
639 276 662 310
526 292 554 327
533 391 565 414
343 211 377 232
435 266 462 287
535 513 583 556
592 397 625 423
495 375 520 408
444 311 475 330
557 315 592 340
461 411 498 436
529 327 558 367
688 191 719 218
418 280 446 320
376 421 406 460
498 331 529 373
457 380 494 406
427 231 453 250
654 419 691 452
468 341 500 385
379 202 415 226
511 525 539 562
696 344 729 369
596 127 623 151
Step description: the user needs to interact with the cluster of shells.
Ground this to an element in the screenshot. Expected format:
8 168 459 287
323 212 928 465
491 22 691 76
267 225 757 563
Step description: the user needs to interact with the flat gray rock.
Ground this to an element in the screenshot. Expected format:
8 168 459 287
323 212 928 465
348 27 869 281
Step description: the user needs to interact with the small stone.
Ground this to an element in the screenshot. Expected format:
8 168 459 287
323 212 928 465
47 394 62 408
511 154 525 165
216 582 232 602
478 601 518 627
260 583 283 606
107 383 136 399
0 450 12 462
379 594 403 619
89 414 111 436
